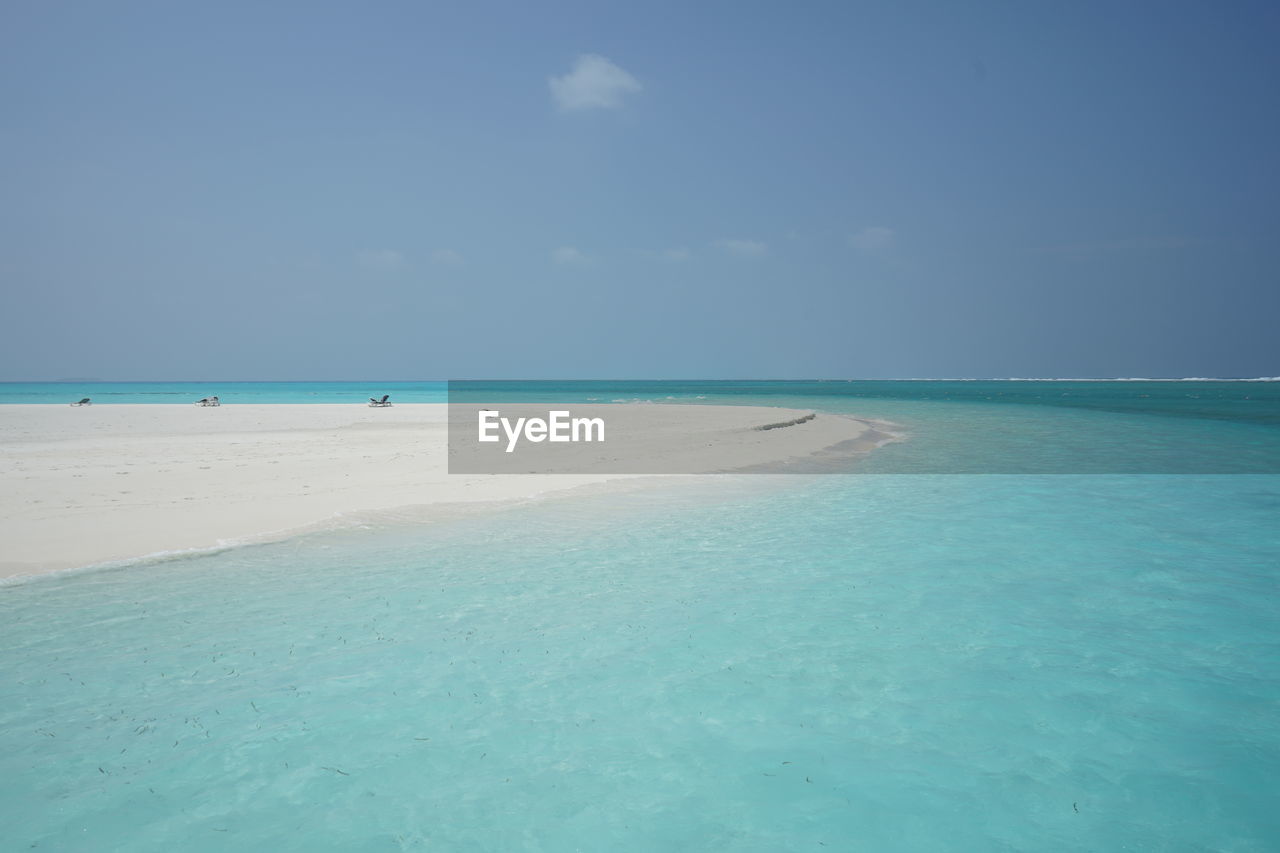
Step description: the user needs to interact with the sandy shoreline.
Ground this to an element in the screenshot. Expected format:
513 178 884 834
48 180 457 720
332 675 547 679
0 403 886 579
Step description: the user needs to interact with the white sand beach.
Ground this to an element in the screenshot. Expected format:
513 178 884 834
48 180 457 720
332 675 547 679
0 403 884 578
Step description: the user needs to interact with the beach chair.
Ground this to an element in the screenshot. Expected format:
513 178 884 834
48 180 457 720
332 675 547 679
70 398 91 407
368 395 392 407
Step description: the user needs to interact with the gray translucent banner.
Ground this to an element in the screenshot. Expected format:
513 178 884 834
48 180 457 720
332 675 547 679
446 381 1280 474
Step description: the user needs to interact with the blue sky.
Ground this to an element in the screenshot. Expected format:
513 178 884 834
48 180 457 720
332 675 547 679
2 1 1277 379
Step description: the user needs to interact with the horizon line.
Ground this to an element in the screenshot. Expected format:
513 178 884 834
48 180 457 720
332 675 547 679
3 377 1279 384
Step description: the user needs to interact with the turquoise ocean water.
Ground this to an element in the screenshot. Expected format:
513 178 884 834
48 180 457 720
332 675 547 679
2 381 1279 850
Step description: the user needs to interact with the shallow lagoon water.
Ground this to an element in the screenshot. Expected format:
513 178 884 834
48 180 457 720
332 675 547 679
4 382 1279 849
3 472 1278 851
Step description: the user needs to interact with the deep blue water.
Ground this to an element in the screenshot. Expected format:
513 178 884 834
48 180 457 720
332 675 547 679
7 379 1280 428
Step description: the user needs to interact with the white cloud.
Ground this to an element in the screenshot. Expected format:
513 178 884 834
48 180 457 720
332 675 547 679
849 226 894 251
661 247 691 262
431 248 465 266
714 238 767 257
549 54 642 111
552 246 588 265
357 249 404 271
